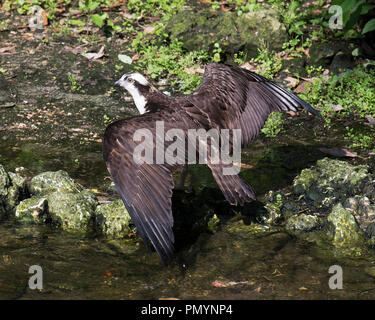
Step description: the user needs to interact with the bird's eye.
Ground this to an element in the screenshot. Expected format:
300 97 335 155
127 78 134 83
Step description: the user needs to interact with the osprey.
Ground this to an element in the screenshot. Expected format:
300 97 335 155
103 63 322 264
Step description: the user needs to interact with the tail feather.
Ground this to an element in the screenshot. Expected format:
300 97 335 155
209 163 255 206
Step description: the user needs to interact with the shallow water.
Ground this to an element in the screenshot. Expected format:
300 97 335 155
1 32 374 299
1 218 375 300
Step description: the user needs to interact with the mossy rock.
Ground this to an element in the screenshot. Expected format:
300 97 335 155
95 199 132 238
166 8 288 60
47 190 98 231
0 164 11 197
285 214 323 231
225 217 281 239
327 203 366 249
293 158 374 208
15 196 48 225
308 42 346 66
0 165 28 210
343 196 375 231
29 170 83 195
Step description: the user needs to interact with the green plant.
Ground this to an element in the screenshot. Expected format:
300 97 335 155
133 38 209 94
212 43 223 63
275 193 283 209
103 114 111 125
126 0 185 19
249 48 282 78
345 127 373 149
332 0 375 36
261 112 284 138
68 74 82 93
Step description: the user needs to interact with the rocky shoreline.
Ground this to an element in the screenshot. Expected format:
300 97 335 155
1 157 374 259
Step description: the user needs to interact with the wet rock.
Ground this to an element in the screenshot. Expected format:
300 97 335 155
47 189 98 231
366 222 375 238
343 196 375 231
15 196 48 224
309 42 345 67
95 199 132 238
329 51 353 75
364 266 375 278
0 164 11 197
263 202 283 224
166 8 288 60
327 203 366 249
207 214 220 233
280 57 307 78
285 214 323 231
293 158 374 208
0 198 6 219
226 217 281 239
29 170 83 195
7 172 28 208
0 165 28 210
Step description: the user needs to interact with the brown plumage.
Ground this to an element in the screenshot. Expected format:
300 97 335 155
103 63 322 263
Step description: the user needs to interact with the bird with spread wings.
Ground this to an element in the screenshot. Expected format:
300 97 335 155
103 63 322 264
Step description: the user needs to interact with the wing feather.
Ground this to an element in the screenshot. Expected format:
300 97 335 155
103 112 186 263
187 63 323 146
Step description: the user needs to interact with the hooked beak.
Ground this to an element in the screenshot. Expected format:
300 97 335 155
114 80 121 87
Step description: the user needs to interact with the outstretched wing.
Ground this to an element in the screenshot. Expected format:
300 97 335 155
187 63 323 146
102 111 184 263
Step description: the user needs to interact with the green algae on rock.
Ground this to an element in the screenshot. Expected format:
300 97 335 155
327 203 366 249
28 170 83 195
0 164 29 210
166 8 288 60
47 189 98 231
293 158 374 208
0 164 11 197
285 214 323 231
95 199 132 238
15 196 48 224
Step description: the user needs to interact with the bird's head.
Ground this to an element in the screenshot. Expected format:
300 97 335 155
114 73 152 114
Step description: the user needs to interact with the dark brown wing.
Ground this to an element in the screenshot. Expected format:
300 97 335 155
187 63 322 146
103 111 187 263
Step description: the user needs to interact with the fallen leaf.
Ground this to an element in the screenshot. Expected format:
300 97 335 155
143 25 155 34
302 47 310 58
159 298 180 300
212 280 227 288
0 102 16 109
285 111 298 117
131 53 139 61
184 67 205 74
120 11 133 19
220 4 231 12
233 162 254 169
61 46 86 55
42 9 48 26
294 81 310 94
82 46 105 61
118 54 132 64
319 147 364 159
253 286 262 293
327 104 344 112
0 46 16 54
283 76 299 88
240 62 257 72
213 280 249 287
